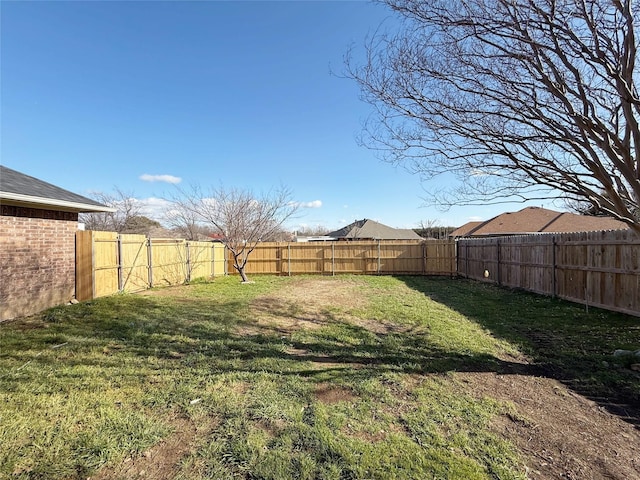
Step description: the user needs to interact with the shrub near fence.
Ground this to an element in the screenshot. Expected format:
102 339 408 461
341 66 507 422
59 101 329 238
76 231 226 301
232 240 457 276
457 229 640 317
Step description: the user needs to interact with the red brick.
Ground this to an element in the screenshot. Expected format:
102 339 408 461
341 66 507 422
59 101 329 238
0 213 78 321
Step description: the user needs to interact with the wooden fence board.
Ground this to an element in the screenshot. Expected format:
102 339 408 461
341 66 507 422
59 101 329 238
226 240 456 276
93 231 119 298
189 241 224 280
149 239 185 287
75 230 94 302
76 232 226 300
458 230 640 316
120 234 149 293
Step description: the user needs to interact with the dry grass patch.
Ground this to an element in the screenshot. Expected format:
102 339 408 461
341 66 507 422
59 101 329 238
265 277 368 310
313 382 357 404
241 277 368 336
89 418 201 480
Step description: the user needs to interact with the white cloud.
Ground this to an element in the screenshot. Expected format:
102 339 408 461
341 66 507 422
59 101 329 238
470 169 488 177
135 197 173 220
295 200 322 209
467 216 484 222
139 173 182 184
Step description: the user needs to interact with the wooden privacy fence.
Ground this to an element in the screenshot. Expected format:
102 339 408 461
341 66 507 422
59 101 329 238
457 229 640 316
230 240 456 276
76 231 226 301
75 230 639 316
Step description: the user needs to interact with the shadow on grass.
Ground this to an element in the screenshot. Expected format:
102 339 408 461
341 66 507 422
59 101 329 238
2 291 540 394
398 275 640 427
5 277 638 429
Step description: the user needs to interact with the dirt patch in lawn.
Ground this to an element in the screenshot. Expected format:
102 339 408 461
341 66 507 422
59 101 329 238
314 382 357 404
89 417 214 480
240 278 367 336
458 372 640 480
266 277 367 310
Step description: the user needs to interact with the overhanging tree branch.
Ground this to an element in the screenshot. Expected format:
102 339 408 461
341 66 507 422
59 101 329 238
347 0 640 233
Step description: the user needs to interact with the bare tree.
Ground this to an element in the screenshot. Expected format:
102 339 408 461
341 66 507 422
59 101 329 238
122 215 162 235
261 227 293 242
164 198 211 240
295 225 330 236
178 185 299 282
347 0 640 234
80 188 143 232
414 219 455 239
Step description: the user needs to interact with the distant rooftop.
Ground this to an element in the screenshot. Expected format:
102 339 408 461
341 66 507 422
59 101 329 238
448 221 483 238
326 219 423 240
450 207 629 237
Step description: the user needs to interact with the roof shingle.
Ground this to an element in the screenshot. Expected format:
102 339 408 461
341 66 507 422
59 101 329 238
451 207 629 237
326 219 423 240
0 165 112 212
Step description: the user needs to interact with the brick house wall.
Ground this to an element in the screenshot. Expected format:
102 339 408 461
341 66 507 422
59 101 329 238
0 205 78 321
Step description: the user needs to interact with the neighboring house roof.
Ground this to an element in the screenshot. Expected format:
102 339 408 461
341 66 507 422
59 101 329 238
326 219 423 240
449 221 483 238
0 165 114 213
451 206 629 237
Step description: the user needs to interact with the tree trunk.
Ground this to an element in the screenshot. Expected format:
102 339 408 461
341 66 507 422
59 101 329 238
232 252 250 282
237 266 249 283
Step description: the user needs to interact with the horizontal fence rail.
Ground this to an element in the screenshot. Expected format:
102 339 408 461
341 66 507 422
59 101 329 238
229 240 457 277
76 231 226 301
457 229 640 317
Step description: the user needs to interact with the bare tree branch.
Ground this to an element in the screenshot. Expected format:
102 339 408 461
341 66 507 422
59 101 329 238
347 0 640 233
164 197 211 240
79 188 144 233
172 185 299 282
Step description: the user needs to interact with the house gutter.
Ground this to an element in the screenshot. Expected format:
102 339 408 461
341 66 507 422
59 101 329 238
0 192 116 213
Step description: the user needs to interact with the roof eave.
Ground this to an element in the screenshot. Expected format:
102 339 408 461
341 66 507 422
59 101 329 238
0 192 116 213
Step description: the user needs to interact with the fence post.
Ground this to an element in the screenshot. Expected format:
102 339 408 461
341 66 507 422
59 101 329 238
377 240 381 274
422 242 427 275
91 231 96 299
117 234 123 292
211 242 216 278
466 242 470 278
454 240 458 277
276 245 282 275
147 238 153 288
332 242 335 276
496 238 501 285
552 236 557 297
288 243 291 276
185 241 191 283
585 237 591 311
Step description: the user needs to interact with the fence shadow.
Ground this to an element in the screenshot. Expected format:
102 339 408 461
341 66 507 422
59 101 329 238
398 275 640 427
5 277 638 430
2 290 544 396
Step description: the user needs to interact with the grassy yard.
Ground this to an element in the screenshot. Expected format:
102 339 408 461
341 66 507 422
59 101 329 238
1 275 639 480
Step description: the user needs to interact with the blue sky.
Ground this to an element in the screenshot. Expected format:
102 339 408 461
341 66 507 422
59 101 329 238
2 0 548 231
